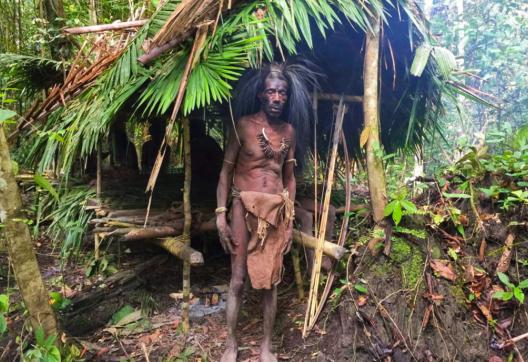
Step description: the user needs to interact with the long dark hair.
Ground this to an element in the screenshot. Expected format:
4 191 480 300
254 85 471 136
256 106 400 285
233 58 321 171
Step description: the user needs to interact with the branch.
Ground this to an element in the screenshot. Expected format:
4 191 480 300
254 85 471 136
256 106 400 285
63 20 148 35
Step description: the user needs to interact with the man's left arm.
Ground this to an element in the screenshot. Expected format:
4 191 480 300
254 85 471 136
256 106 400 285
283 127 296 253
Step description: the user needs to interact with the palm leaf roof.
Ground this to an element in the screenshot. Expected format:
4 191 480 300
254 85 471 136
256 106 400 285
19 0 490 175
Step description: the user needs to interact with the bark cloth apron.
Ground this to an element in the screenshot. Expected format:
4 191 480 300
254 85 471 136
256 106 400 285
232 188 294 290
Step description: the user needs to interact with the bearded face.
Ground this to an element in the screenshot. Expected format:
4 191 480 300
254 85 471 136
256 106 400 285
258 77 289 119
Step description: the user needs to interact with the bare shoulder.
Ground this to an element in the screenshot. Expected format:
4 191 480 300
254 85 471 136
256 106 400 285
236 115 255 132
283 122 296 139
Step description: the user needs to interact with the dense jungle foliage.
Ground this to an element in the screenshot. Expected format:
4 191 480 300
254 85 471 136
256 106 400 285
0 0 527 361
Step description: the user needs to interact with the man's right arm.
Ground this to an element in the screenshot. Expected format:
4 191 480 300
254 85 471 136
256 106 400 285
216 124 241 253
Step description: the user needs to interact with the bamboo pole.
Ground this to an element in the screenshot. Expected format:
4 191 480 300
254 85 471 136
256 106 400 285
363 16 388 225
303 99 346 337
181 116 192 333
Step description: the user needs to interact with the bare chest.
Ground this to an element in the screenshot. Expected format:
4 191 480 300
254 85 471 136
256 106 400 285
241 127 291 162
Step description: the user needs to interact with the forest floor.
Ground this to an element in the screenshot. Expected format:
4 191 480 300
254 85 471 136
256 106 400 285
1 235 342 361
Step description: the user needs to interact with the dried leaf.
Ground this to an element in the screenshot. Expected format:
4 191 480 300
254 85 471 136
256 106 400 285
421 304 432 328
357 295 368 306
479 238 487 262
359 126 371 148
496 234 515 274
476 302 493 321
430 259 456 282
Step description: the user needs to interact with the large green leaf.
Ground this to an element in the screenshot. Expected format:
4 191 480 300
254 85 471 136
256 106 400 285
0 315 6 334
34 173 59 201
0 109 16 123
432 46 458 78
497 272 514 288
0 294 8 313
410 45 432 77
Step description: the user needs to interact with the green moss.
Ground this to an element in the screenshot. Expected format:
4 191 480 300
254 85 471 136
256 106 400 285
392 238 412 263
371 259 394 277
391 238 425 289
401 252 424 289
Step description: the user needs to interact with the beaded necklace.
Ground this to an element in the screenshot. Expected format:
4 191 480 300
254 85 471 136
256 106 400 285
256 128 290 161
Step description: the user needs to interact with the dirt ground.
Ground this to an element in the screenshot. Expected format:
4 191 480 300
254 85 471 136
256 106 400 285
1 217 528 361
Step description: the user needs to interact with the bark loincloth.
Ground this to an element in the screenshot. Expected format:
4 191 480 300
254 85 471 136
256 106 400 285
235 189 294 289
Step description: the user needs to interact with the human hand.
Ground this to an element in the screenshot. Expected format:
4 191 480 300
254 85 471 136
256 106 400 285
216 216 236 254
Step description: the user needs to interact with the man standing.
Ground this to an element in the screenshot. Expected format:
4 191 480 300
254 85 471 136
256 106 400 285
216 61 318 362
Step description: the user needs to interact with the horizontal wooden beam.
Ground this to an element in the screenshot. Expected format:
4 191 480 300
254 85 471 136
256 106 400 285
292 230 347 261
315 92 363 103
63 20 147 35
154 237 204 266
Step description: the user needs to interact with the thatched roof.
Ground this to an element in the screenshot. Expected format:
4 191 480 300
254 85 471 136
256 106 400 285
18 0 472 175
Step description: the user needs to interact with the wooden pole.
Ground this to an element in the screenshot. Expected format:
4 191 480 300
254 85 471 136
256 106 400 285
315 93 362 103
363 16 388 224
63 20 147 34
292 230 347 261
154 237 203 266
96 142 102 199
181 117 192 333
291 247 305 300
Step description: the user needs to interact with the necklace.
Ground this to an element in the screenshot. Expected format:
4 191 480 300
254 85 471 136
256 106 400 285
256 128 290 161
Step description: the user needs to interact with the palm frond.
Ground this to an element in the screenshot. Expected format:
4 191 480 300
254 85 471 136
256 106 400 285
0 53 65 93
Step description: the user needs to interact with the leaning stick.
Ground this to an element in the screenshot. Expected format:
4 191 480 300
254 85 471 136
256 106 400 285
303 99 346 337
292 230 347 261
182 116 193 333
309 130 354 327
63 20 148 34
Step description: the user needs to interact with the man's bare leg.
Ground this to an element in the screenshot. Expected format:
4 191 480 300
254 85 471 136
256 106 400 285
260 286 277 362
221 199 248 362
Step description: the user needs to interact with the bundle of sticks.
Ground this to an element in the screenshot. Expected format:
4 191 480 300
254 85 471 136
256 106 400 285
88 203 216 242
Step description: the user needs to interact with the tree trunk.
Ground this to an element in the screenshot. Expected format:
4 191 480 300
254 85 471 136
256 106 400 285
89 0 97 26
0 127 58 337
423 0 434 20
42 0 69 59
363 17 388 224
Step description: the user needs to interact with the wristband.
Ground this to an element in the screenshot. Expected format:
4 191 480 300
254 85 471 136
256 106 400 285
215 206 228 215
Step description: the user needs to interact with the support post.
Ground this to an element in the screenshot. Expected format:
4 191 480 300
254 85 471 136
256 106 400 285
96 142 102 199
363 17 388 225
182 117 192 333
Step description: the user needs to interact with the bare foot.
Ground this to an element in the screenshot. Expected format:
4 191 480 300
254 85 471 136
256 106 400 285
220 340 238 362
260 347 277 362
